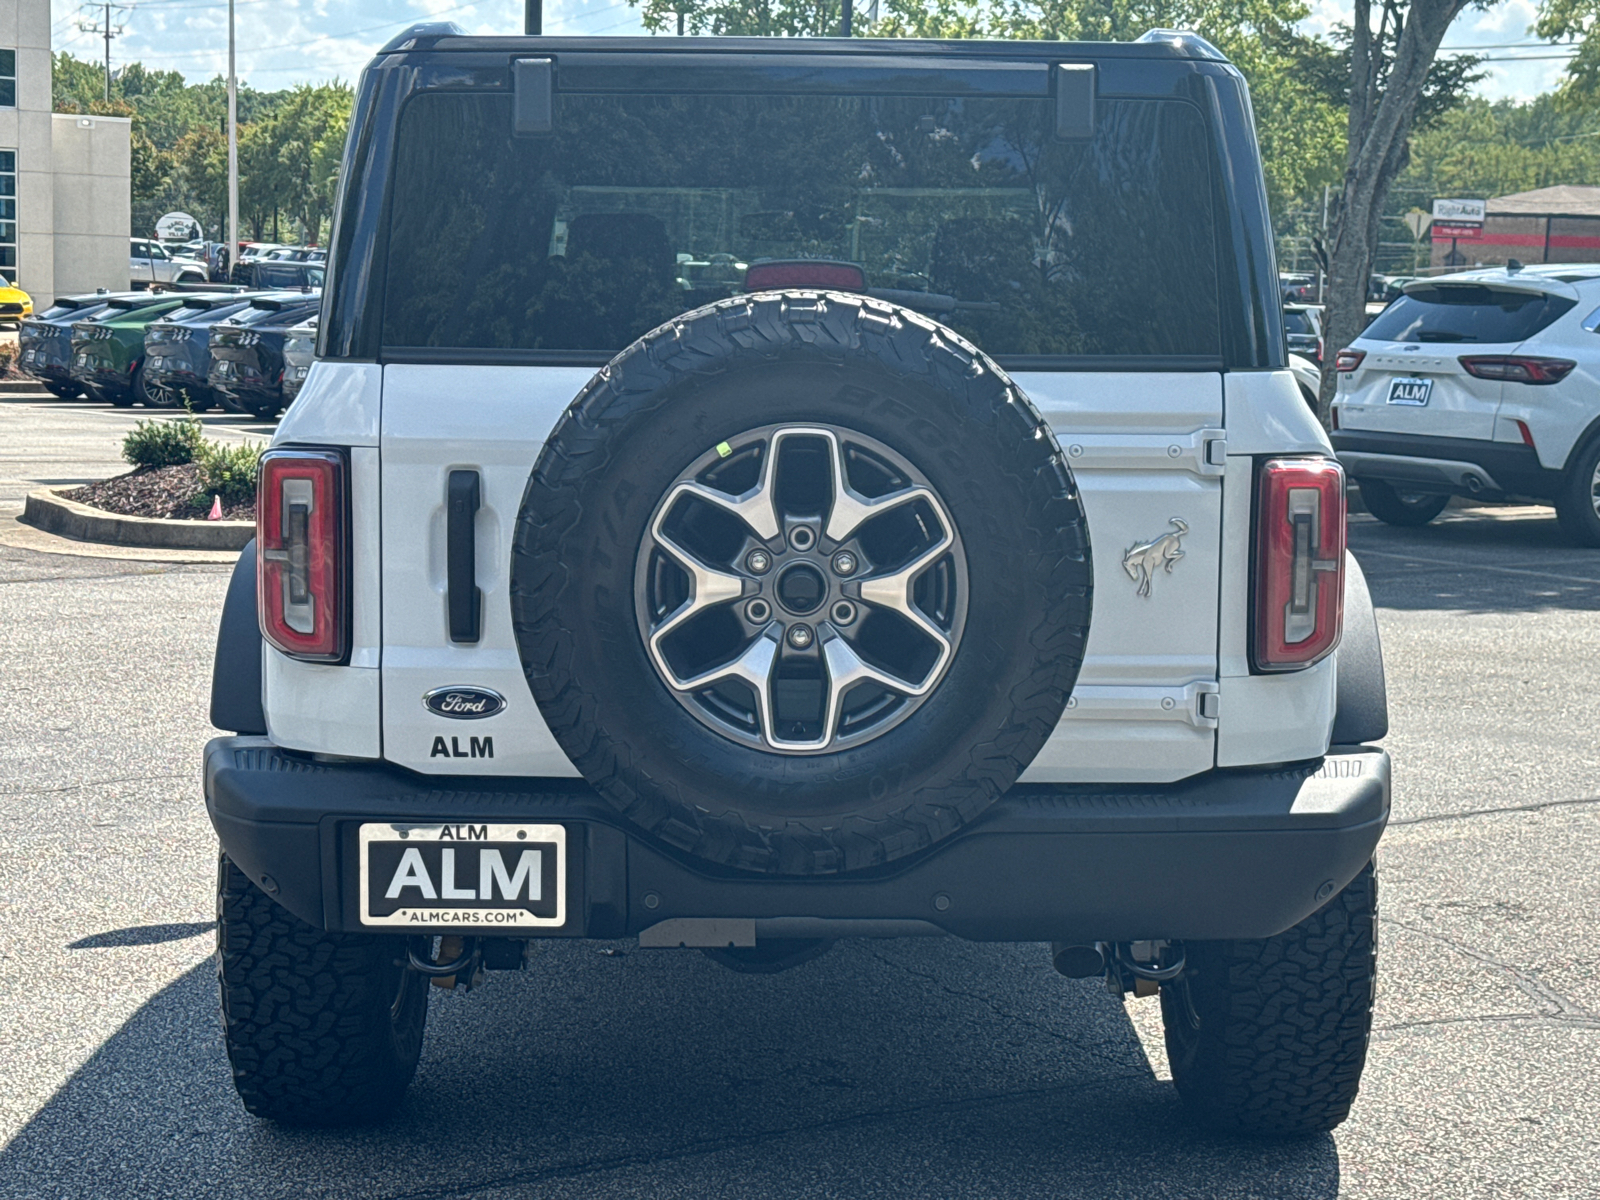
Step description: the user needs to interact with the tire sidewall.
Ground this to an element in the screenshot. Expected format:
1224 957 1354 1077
513 295 1091 871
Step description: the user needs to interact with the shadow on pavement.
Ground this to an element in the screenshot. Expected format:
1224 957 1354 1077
67 922 214 949
0 939 1339 1200
1351 509 1600 614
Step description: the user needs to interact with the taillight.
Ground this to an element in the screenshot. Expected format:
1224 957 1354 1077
1458 355 1576 385
257 448 348 662
1334 349 1365 373
1255 458 1345 672
744 260 866 291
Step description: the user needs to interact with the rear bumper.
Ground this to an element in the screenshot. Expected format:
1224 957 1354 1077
204 738 1390 944
1333 429 1562 501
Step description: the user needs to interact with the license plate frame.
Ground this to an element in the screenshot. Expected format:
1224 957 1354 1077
358 822 567 929
1387 376 1432 406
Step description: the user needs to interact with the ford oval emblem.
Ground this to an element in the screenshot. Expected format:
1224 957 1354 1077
422 686 507 720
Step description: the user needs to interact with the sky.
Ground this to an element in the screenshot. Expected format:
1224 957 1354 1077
50 0 1579 101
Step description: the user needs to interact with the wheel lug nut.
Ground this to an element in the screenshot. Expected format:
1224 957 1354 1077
746 599 771 623
832 552 857 576
787 624 814 649
745 549 772 575
831 601 857 626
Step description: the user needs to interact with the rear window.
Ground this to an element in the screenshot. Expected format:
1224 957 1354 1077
381 91 1221 361
1283 311 1313 334
1365 285 1576 345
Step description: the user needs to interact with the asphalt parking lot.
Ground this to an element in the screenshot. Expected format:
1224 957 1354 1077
2 392 1598 1199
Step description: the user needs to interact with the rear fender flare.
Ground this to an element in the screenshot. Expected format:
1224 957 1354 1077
211 539 266 735
1331 551 1387 745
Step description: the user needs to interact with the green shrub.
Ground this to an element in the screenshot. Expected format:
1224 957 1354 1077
195 440 264 507
122 417 204 468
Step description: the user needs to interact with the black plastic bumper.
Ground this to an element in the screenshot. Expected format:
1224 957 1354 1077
203 738 1389 944
1332 429 1563 501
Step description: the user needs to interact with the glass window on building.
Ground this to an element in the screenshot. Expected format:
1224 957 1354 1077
0 151 16 284
0 51 14 108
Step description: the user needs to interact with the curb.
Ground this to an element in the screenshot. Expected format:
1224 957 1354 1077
21 487 253 551
0 379 52 394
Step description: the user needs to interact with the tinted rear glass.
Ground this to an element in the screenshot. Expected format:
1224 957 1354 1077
1365 286 1576 345
1283 311 1312 334
382 92 1220 360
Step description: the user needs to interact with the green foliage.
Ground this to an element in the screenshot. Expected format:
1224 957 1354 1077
52 54 352 244
1537 0 1600 102
196 441 264 507
121 417 205 468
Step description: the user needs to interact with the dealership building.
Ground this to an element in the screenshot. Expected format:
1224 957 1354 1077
1431 185 1600 270
0 0 131 306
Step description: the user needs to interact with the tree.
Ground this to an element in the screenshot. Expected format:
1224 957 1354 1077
1315 0 1478 411
1537 0 1600 100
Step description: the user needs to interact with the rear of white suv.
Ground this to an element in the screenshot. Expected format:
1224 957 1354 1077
1331 264 1600 542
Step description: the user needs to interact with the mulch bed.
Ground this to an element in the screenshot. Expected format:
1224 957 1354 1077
60 463 254 522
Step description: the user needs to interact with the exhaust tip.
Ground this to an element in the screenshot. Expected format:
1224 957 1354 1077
1051 942 1106 979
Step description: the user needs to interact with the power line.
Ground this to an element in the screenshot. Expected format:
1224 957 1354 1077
78 1 132 100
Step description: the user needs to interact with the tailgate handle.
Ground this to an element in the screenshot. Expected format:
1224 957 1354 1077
447 470 482 644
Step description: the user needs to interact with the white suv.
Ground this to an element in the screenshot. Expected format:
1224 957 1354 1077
1332 263 1600 543
203 27 1391 1136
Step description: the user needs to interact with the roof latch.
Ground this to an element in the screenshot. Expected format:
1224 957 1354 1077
513 57 553 136
1054 63 1096 141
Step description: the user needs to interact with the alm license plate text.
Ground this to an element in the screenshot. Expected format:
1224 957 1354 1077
1387 377 1432 406
359 822 566 929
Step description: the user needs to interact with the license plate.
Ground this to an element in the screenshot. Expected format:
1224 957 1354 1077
214 360 234 378
1387 376 1432 406
359 822 566 929
74 352 89 367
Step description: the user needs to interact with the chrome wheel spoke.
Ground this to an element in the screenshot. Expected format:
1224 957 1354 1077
854 538 955 662
671 451 781 542
819 431 935 544
673 629 781 742
648 530 746 647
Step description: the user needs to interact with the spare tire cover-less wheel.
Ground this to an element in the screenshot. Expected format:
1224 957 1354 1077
511 292 1092 875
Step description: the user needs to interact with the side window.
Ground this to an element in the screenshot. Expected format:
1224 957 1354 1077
0 51 14 109
0 151 14 285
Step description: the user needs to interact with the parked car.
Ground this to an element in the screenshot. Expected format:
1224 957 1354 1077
1332 262 1600 542
278 314 317 406
0 278 32 326
1280 272 1316 302
142 293 270 410
203 27 1390 1137
228 243 290 282
207 293 321 419
18 291 143 396
69 293 225 406
1288 352 1322 409
1284 303 1323 363
130 238 209 289
231 260 325 291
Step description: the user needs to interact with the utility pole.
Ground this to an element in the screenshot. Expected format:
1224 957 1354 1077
77 1 128 102
227 0 238 273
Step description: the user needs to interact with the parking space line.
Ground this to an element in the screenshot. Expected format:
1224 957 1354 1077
1355 546 1600 587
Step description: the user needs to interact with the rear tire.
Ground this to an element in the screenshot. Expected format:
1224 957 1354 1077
44 382 80 399
1357 478 1449 527
1161 862 1377 1136
216 854 429 1126
1555 436 1600 547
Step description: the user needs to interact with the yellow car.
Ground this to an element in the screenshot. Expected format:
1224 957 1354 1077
0 280 33 325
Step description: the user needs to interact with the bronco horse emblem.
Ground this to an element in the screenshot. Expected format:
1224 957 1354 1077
1122 518 1188 597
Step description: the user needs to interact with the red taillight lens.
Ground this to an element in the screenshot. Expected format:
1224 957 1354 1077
744 260 866 291
257 448 348 662
1255 458 1345 672
1458 355 1576 385
1334 349 1365 373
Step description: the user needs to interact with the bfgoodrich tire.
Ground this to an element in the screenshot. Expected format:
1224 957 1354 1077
216 854 429 1125
1160 862 1378 1135
511 291 1092 875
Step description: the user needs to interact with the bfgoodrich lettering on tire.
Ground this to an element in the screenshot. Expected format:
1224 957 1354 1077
511 291 1092 875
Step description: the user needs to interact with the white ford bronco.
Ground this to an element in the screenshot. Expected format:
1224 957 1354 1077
205 25 1390 1135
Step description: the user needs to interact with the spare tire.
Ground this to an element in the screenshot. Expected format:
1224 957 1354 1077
511 291 1092 874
